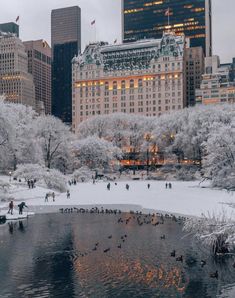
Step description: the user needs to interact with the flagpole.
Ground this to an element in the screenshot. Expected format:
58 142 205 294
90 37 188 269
168 9 170 27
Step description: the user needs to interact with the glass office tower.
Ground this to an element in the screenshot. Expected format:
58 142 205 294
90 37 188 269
51 6 81 123
122 0 212 56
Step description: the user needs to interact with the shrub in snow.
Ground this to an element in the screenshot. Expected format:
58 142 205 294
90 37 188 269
14 164 66 192
13 164 45 181
73 166 93 182
0 180 10 192
43 169 67 193
174 166 200 181
183 212 235 255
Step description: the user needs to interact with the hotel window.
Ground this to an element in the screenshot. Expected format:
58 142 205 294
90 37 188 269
130 79 134 88
138 79 143 88
121 80 126 89
113 81 117 95
105 82 109 90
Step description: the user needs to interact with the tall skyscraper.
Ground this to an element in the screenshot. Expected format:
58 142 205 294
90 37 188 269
51 6 81 123
0 22 19 37
122 0 212 57
24 40 52 115
0 32 35 108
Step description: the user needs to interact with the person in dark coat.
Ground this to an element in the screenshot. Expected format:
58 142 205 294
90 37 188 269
126 184 129 191
18 202 28 215
107 183 111 191
8 200 14 215
147 183 150 189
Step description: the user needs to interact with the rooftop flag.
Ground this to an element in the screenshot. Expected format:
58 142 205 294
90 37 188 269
165 8 170 16
15 16 19 23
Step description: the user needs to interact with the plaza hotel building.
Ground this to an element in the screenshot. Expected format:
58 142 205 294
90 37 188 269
72 32 187 132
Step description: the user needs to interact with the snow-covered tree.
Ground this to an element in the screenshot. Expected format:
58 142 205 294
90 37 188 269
74 136 122 170
34 116 74 169
203 121 235 190
183 211 235 255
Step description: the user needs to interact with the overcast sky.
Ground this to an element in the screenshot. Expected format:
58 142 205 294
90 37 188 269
0 0 234 63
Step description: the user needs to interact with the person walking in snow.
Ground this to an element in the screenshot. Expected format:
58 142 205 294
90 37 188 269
165 182 168 189
8 200 14 215
67 190 70 199
169 183 172 189
147 183 151 189
18 202 28 215
45 193 48 202
52 192 55 202
126 184 129 191
107 183 111 191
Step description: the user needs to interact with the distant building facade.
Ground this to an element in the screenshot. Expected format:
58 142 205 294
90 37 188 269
0 32 35 107
196 55 235 104
51 6 81 123
185 47 204 106
122 0 212 56
23 40 52 114
72 32 186 132
0 22 19 37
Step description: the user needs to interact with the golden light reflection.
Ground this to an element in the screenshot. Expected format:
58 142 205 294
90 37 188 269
73 256 187 293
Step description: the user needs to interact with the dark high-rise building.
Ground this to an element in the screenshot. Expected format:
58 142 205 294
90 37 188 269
0 22 19 37
51 6 81 123
24 40 52 115
122 0 212 57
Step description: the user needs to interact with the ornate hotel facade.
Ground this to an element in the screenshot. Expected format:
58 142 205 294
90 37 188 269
72 32 187 132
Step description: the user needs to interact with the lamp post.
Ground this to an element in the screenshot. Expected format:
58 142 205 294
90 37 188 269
145 134 151 176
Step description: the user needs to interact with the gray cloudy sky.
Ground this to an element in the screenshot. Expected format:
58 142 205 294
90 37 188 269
0 0 234 62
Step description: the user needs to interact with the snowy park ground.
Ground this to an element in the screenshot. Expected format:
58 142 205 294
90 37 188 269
1 175 235 219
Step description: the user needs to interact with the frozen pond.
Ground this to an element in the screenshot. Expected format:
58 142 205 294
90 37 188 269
0 212 235 297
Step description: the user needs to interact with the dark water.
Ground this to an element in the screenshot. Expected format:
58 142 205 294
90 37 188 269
0 213 235 298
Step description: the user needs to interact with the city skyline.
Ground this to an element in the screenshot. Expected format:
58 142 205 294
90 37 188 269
0 0 234 63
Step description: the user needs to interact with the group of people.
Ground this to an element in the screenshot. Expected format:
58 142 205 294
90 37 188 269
8 200 28 215
165 182 173 189
27 179 36 189
68 179 77 186
107 183 130 191
45 192 55 202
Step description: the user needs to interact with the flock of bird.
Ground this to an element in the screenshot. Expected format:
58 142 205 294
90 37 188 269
58 206 232 280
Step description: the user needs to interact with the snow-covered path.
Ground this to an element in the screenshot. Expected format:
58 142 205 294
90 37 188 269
2 178 234 218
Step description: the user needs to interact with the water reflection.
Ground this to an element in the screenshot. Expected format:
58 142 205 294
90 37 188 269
0 213 234 298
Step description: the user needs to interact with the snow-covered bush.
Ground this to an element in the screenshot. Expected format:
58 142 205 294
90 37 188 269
13 163 45 181
174 166 200 181
14 164 66 192
43 168 67 193
183 212 235 255
72 166 93 182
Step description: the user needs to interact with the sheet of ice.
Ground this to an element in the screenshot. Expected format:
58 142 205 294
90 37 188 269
1 176 234 218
